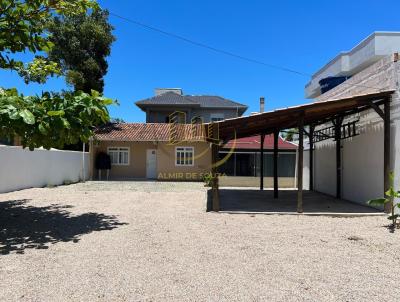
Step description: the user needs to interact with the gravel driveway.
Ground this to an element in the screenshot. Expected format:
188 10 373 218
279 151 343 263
0 181 399 301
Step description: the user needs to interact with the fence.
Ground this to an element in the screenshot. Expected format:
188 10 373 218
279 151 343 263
0 145 89 193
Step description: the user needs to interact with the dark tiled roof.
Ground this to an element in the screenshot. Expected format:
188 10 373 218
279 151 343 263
135 92 198 107
94 123 207 142
185 95 247 108
135 92 248 113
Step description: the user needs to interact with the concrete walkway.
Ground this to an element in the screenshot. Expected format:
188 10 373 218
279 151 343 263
217 189 383 216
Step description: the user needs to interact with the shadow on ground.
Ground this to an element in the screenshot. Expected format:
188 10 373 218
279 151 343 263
208 189 381 214
0 199 127 255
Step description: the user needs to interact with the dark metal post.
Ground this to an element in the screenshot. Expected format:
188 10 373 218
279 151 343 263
260 134 265 190
334 117 344 199
210 124 220 212
309 125 315 191
384 97 391 213
297 115 304 213
273 129 279 198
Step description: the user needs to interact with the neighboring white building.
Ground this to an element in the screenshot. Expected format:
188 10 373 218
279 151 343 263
305 31 400 99
305 32 400 205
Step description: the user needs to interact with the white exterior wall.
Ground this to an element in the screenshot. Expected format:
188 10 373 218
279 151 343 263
302 149 310 190
342 121 384 202
312 55 400 205
314 140 337 196
0 146 89 193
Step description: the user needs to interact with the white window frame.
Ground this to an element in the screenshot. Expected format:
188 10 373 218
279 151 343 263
210 113 224 122
107 147 130 166
175 146 194 167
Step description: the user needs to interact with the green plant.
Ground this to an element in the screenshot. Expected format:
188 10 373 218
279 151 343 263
202 173 213 187
48 8 115 93
367 172 400 227
0 88 114 150
0 0 98 83
0 0 116 150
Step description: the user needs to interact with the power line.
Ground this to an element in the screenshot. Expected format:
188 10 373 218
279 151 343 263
109 12 309 77
108 11 386 92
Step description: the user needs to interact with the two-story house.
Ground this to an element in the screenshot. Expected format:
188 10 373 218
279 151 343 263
90 88 248 180
135 88 248 123
91 88 297 184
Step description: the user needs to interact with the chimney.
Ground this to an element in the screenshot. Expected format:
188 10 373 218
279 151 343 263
155 88 183 96
260 97 265 113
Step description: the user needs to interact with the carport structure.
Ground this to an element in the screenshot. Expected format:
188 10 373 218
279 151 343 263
206 90 394 213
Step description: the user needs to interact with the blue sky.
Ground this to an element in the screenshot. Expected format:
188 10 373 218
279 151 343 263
1 0 400 122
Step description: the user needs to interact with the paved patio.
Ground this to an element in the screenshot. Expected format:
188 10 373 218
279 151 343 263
217 188 382 215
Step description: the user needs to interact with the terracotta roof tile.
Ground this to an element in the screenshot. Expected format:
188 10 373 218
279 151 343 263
94 123 207 142
223 135 297 150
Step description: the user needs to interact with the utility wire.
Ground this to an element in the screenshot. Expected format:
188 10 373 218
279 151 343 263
109 11 386 92
109 12 310 77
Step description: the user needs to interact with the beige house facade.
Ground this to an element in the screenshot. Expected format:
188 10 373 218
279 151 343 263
90 123 212 181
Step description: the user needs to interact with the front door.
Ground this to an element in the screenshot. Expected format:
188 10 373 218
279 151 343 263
146 149 157 179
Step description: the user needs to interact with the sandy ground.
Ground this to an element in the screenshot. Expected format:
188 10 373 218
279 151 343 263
0 181 399 302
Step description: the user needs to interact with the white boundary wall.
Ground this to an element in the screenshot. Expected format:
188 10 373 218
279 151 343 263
311 55 400 205
0 146 89 193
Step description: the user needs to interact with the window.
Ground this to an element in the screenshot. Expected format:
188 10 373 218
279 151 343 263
175 147 194 166
210 113 224 122
107 147 129 165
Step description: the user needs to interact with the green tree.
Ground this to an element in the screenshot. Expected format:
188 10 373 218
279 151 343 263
0 89 113 150
0 0 97 83
111 117 125 123
48 8 115 93
0 0 115 149
283 128 297 142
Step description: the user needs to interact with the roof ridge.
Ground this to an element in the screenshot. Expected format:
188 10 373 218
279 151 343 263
136 91 197 105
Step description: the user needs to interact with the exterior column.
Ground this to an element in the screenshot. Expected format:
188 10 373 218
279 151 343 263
309 125 315 191
260 134 265 190
273 129 279 198
334 117 344 199
384 97 391 213
297 115 304 213
89 139 94 180
210 123 220 212
82 142 86 182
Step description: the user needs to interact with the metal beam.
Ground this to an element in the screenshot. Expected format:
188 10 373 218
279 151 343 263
273 129 279 198
297 114 304 213
260 134 265 190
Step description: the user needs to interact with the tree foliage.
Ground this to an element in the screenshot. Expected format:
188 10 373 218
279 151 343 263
0 89 113 150
48 8 115 93
0 0 98 83
282 128 297 142
0 1 116 150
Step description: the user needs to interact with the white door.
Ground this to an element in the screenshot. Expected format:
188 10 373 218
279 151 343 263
146 149 157 179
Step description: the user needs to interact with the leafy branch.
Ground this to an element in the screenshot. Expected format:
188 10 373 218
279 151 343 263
0 88 115 150
367 172 400 227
